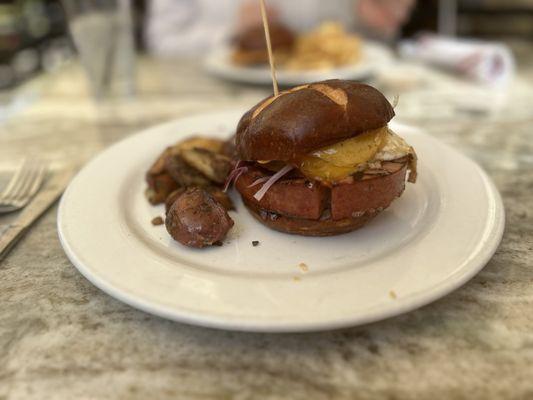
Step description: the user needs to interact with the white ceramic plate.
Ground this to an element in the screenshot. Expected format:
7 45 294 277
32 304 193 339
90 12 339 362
204 42 392 86
57 110 504 332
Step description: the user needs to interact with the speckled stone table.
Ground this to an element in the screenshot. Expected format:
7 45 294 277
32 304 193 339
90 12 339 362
1 42 532 400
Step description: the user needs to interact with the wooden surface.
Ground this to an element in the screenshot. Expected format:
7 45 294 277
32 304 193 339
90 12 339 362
1 43 532 399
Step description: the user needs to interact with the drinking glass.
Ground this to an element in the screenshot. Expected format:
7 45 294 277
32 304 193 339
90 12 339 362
62 0 136 99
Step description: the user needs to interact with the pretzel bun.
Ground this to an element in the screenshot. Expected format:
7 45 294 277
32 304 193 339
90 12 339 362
236 80 395 161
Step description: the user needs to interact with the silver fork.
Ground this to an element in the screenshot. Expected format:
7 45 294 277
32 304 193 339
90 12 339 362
0 159 46 214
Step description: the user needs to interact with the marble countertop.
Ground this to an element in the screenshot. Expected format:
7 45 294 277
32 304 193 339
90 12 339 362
1 42 532 399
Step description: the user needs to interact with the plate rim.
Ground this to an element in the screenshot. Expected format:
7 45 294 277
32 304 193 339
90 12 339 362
204 41 393 86
57 110 505 332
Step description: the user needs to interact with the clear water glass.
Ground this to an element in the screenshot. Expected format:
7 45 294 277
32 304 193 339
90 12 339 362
62 0 136 99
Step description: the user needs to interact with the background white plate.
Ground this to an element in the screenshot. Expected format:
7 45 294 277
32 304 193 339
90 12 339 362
57 110 504 332
204 42 392 86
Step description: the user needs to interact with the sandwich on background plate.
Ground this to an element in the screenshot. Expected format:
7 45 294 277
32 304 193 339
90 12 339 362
232 21 295 66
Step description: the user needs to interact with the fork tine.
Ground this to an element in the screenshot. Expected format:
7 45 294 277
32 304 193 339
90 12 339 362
11 163 46 207
26 164 46 198
1 160 33 203
11 161 41 202
0 158 29 200
4 162 33 203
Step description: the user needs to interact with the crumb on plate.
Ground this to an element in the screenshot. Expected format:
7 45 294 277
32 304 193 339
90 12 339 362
151 216 164 226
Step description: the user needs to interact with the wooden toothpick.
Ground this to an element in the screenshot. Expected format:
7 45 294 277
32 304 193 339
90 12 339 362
259 0 279 96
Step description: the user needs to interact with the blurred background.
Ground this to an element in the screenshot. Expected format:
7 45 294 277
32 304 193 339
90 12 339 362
0 0 530 88
1 0 532 169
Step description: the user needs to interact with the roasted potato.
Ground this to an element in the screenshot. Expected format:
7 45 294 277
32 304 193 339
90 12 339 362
145 173 179 205
164 154 212 187
180 148 232 184
165 188 234 248
177 137 225 154
206 187 235 211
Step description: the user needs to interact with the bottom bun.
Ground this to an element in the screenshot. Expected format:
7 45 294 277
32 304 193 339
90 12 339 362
242 198 381 237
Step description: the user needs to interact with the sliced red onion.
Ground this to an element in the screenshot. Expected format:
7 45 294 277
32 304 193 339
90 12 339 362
247 176 270 188
223 168 246 192
253 165 294 201
232 160 244 170
223 161 247 192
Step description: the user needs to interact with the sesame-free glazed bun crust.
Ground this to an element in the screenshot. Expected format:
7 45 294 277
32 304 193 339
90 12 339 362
236 80 395 161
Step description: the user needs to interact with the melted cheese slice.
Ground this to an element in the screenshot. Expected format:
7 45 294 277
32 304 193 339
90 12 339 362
299 127 412 182
311 127 388 167
299 157 359 182
374 129 412 161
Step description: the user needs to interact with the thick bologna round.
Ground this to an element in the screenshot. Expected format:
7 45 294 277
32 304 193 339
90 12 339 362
235 166 328 220
331 164 407 220
236 161 408 236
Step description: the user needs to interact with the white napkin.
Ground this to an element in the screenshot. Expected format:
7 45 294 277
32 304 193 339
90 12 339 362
399 34 515 87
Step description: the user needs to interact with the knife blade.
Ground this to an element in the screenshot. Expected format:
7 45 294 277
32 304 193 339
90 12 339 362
0 168 74 261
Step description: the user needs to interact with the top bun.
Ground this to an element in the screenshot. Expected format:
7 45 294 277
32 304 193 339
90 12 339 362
236 22 295 52
236 80 395 161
